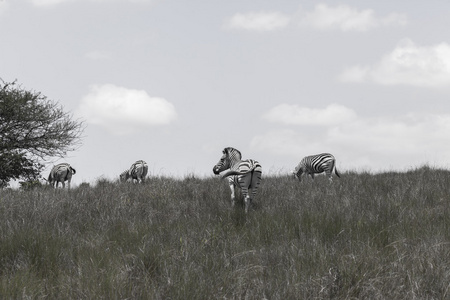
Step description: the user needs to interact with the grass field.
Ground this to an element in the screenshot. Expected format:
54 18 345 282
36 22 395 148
0 166 449 299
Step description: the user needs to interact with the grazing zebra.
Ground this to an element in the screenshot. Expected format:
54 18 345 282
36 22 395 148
293 153 340 182
213 147 262 213
48 163 76 188
120 160 148 183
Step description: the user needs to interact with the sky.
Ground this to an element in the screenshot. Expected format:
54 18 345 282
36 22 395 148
2 0 450 185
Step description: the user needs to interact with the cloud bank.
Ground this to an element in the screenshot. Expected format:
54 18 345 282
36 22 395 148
254 104 450 171
225 4 406 32
0 1 9 14
224 11 290 32
31 0 66 5
30 0 151 6
78 84 177 135
263 103 357 126
340 39 450 88
300 4 407 32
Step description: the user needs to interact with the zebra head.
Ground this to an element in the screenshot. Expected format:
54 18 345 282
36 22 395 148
47 172 54 185
213 148 231 175
213 147 242 175
292 165 304 181
119 170 130 182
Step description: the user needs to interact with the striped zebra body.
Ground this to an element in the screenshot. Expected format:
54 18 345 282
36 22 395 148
48 163 76 188
213 147 262 213
120 160 148 183
293 153 340 182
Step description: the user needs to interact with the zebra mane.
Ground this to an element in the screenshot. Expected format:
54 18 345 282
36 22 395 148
225 147 242 160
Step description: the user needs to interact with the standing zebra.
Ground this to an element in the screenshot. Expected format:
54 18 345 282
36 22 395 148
293 153 340 182
120 160 148 183
213 147 262 213
48 163 76 189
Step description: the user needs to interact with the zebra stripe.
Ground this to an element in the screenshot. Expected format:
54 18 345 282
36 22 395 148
293 153 340 182
213 147 262 213
120 160 148 183
48 163 76 189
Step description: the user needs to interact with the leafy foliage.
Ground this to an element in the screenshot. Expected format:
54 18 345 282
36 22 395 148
0 79 84 187
0 150 43 188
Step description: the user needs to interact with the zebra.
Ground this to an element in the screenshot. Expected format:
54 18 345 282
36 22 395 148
293 153 340 182
48 163 76 188
213 147 262 213
120 160 148 183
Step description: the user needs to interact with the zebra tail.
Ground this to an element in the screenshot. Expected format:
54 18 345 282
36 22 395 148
335 166 340 178
71 167 76 175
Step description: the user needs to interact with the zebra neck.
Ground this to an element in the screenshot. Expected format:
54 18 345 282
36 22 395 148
229 159 242 170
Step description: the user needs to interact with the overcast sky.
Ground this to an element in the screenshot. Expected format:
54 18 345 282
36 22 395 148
2 0 450 184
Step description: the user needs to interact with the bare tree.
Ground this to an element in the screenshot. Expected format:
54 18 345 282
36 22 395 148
0 79 84 187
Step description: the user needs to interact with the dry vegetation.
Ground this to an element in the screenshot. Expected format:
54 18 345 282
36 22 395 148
0 166 449 299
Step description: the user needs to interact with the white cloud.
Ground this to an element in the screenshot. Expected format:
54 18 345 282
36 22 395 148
0 1 10 14
300 3 407 32
78 84 177 135
339 39 450 88
224 11 290 32
31 0 72 6
338 65 369 83
253 105 450 171
251 129 321 157
31 0 151 6
262 103 357 126
225 5 406 33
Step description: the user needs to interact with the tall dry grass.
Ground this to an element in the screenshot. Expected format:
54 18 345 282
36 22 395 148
0 166 449 299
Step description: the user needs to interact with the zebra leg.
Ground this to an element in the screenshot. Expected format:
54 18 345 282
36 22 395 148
247 171 262 213
244 195 251 214
228 181 236 207
240 187 251 213
243 175 253 213
326 170 333 183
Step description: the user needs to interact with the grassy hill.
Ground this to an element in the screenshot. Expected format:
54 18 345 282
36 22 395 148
0 166 449 299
